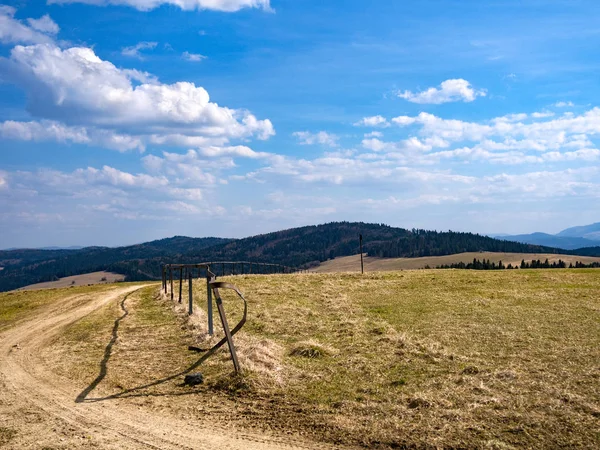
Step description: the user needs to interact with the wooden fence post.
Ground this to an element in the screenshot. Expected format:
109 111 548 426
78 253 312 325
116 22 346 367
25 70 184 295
206 274 213 335
212 286 241 373
170 266 174 301
360 234 364 274
188 271 193 315
178 267 183 303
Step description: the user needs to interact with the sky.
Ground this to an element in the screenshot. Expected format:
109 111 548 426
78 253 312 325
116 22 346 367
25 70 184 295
1 0 600 248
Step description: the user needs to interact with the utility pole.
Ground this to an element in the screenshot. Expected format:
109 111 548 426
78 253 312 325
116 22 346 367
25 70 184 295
360 234 364 274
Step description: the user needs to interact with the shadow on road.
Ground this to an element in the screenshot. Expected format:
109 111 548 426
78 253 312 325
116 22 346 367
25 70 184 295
75 290 222 403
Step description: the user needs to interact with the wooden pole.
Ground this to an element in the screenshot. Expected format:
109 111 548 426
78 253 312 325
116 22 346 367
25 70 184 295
188 271 193 315
213 286 241 373
178 267 183 303
360 234 364 274
170 266 174 300
206 274 213 335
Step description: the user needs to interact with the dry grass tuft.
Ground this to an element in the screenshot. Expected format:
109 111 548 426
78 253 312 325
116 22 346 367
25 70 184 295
289 340 336 359
235 335 284 385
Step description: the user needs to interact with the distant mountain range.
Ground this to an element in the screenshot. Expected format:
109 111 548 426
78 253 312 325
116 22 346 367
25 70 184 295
2 221 600 292
495 222 600 250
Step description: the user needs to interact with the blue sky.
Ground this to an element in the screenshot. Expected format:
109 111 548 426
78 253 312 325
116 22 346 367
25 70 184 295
1 0 600 247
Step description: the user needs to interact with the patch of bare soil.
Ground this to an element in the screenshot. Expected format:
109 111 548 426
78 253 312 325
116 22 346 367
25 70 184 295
0 285 342 449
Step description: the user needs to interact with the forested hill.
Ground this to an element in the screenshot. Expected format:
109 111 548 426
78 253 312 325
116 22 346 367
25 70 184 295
0 236 231 292
1 222 599 292
181 222 567 266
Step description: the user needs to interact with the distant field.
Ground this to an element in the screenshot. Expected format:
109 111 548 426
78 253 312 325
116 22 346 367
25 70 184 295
314 251 600 272
16 271 125 291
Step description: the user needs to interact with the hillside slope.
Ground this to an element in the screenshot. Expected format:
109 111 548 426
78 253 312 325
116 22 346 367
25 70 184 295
558 221 600 240
495 232 598 250
314 252 600 273
2 221 599 292
0 236 231 292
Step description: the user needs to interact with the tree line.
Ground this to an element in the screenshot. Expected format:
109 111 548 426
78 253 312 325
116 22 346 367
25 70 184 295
437 258 600 270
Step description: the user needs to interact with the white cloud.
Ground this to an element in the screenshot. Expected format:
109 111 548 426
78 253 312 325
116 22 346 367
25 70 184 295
166 187 203 200
0 120 144 152
554 101 574 108
47 0 272 12
531 111 554 119
354 115 389 127
293 131 339 147
182 51 206 62
364 131 383 138
121 41 157 59
1 44 274 151
391 115 416 126
197 145 272 159
27 15 60 35
397 79 486 104
0 6 57 45
78 166 168 189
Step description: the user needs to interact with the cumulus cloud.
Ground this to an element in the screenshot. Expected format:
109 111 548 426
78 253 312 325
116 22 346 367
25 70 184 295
182 51 206 62
47 0 272 12
355 108 600 165
397 79 486 104
354 115 389 127
0 43 274 152
27 15 60 34
293 131 339 147
0 6 58 45
0 120 144 152
121 41 157 59
555 101 574 108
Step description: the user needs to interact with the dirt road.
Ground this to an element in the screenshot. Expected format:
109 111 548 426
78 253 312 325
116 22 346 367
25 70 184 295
0 285 338 449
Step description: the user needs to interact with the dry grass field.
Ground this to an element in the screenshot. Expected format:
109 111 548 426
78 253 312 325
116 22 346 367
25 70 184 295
16 271 125 291
1 269 596 448
314 251 600 272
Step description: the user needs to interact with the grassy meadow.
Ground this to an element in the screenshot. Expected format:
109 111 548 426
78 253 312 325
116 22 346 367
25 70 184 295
14 269 600 448
0 284 132 332
314 252 600 272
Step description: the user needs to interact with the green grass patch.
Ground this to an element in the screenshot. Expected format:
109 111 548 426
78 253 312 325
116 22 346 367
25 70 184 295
0 284 124 332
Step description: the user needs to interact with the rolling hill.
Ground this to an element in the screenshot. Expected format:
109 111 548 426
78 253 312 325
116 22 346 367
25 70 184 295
314 252 600 273
498 221 600 249
1 221 600 292
557 221 600 241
